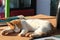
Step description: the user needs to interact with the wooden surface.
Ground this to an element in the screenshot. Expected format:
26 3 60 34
25 14 56 19
0 36 29 40
0 14 57 40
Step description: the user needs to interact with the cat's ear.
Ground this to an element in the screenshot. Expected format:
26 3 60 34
6 22 15 30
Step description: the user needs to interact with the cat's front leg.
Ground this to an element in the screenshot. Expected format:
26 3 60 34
18 29 28 37
0 29 14 36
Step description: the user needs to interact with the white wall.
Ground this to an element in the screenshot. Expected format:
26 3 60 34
36 0 51 16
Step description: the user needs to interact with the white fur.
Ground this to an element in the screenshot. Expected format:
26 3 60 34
18 19 51 35
14 24 20 33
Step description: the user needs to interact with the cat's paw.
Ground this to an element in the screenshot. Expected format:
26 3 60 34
18 34 25 37
29 34 34 37
25 33 31 37
29 34 40 38
0 30 9 36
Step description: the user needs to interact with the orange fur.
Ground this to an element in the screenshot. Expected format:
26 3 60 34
7 22 15 30
7 19 22 30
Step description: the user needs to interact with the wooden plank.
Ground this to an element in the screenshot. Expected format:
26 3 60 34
0 36 30 40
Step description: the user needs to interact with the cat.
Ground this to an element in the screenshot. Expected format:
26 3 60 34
0 19 53 38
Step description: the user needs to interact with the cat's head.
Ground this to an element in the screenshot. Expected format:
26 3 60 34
7 19 22 30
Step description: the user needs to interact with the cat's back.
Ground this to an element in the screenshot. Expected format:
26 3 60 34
25 19 50 28
20 19 51 31
25 19 50 24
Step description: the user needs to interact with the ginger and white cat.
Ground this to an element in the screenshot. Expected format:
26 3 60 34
0 19 53 38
